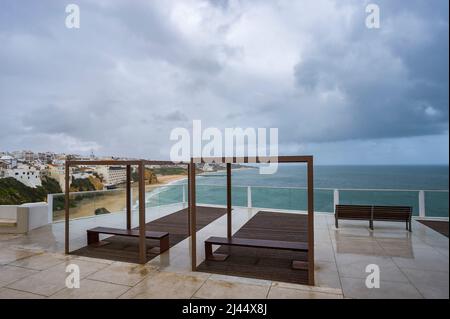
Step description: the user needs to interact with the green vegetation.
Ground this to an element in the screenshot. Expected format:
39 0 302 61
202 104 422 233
41 175 63 194
131 168 159 183
0 176 62 205
70 177 97 192
151 167 187 175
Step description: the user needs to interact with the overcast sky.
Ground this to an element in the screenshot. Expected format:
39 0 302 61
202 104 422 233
0 0 448 164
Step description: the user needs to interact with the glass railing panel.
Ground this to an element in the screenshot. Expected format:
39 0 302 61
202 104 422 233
251 187 334 212
252 187 305 211
314 189 334 213
145 184 184 207
425 191 449 218
339 190 420 216
196 185 247 207
54 189 130 221
92 189 126 216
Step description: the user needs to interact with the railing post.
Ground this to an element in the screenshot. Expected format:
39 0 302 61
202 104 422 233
333 189 339 213
247 186 252 208
47 194 53 223
419 190 426 218
182 184 186 204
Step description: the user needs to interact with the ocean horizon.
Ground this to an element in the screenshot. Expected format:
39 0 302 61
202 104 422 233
145 165 449 218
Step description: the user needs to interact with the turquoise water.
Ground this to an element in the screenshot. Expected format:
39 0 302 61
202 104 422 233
146 165 449 217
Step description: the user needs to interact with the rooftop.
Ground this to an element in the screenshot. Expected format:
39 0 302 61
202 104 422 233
0 203 448 299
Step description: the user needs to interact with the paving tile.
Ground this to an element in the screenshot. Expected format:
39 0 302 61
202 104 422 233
72 255 115 264
271 281 342 295
335 255 409 283
7 258 108 297
402 268 449 299
0 287 45 299
0 248 38 265
88 261 158 286
333 239 385 256
392 247 449 272
314 244 335 262
120 271 207 299
194 278 270 299
10 252 69 270
340 277 422 299
268 286 342 299
0 265 38 286
314 261 342 289
208 274 271 287
50 279 130 299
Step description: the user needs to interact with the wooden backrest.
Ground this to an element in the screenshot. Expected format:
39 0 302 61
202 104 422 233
335 205 372 219
372 206 412 221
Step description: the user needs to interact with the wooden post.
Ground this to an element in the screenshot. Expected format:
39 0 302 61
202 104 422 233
64 161 70 255
187 163 191 236
126 165 131 230
138 162 146 264
307 157 315 285
189 159 197 271
227 163 232 239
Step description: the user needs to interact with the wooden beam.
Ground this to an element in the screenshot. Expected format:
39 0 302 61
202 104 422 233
64 161 70 255
191 155 313 164
189 159 197 271
307 158 315 286
66 159 187 166
138 162 146 264
227 163 232 239
126 165 131 230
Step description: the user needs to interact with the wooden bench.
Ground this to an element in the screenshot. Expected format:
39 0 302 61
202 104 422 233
205 236 309 270
335 205 412 231
87 227 170 253
373 206 412 231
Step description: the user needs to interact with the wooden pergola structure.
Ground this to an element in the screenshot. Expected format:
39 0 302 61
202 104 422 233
189 156 315 285
64 159 188 264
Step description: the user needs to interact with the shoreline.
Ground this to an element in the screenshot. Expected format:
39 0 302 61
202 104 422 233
53 174 188 221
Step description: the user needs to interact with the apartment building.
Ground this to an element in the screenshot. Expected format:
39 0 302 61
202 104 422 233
3 164 42 188
96 166 127 187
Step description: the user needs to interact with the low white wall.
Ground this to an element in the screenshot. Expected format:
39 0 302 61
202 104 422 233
21 202 49 230
0 205 18 219
0 202 49 232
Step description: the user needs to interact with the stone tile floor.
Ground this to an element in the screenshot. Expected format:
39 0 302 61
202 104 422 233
0 205 448 299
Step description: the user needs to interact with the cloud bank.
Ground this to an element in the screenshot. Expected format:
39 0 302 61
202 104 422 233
0 0 448 164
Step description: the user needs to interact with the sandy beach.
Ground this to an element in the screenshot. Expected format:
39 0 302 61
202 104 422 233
53 174 187 221
156 174 187 184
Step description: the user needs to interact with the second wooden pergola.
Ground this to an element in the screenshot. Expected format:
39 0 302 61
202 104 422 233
188 156 315 285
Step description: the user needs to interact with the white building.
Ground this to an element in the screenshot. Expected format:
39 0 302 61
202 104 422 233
47 164 69 191
72 172 95 180
202 163 215 172
96 166 126 187
4 164 42 188
0 155 18 169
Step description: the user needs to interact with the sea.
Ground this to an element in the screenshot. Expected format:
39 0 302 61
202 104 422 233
146 165 449 218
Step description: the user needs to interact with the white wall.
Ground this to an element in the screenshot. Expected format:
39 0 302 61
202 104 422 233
0 202 49 232
21 202 49 230
0 205 18 219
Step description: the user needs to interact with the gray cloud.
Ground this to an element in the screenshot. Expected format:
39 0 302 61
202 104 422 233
0 0 448 163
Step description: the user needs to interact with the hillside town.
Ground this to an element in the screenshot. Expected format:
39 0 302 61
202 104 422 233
0 150 186 192
0 150 241 193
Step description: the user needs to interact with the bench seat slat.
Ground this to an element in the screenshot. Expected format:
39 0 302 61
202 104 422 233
206 236 308 251
87 227 168 239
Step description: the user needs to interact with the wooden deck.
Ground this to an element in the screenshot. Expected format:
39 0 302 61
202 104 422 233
71 206 227 263
417 220 449 238
197 211 310 285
